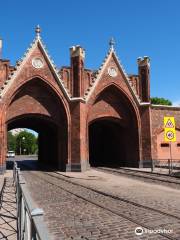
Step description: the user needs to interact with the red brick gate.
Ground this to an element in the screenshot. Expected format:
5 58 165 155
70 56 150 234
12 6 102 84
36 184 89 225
0 27 156 173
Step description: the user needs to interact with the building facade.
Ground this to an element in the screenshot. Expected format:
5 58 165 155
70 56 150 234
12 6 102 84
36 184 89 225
0 27 180 173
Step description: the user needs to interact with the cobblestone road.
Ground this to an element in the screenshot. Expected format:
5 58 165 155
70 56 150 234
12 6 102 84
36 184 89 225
22 170 180 240
58 169 180 219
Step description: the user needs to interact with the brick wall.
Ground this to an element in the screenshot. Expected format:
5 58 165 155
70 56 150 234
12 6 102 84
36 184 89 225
151 106 180 159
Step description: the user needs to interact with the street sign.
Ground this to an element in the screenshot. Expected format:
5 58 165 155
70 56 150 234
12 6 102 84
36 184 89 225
164 117 176 142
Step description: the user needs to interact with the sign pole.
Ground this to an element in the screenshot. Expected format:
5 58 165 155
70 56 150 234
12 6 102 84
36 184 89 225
164 117 176 176
169 142 172 175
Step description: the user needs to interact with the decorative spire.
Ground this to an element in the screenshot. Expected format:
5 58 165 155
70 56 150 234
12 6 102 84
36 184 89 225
109 37 115 50
35 25 41 38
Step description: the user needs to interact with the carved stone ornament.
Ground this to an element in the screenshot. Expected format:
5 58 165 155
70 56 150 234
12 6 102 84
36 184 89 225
32 57 44 69
108 67 117 77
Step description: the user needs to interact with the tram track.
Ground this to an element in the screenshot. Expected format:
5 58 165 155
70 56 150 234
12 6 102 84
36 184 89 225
94 167 180 189
49 171 180 221
21 166 180 240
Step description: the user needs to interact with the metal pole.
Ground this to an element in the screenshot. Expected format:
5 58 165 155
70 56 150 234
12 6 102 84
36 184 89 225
168 159 170 175
169 142 172 175
20 139 21 156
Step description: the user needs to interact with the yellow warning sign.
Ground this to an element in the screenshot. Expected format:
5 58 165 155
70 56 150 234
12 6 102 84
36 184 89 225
164 117 176 142
165 129 176 142
164 117 175 129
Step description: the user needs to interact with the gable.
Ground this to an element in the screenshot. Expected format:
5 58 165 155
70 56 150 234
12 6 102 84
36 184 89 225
0 37 70 102
15 43 58 86
85 49 140 105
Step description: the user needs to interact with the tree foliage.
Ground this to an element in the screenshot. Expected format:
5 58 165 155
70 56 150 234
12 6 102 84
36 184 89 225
151 97 172 106
15 131 38 155
7 132 16 151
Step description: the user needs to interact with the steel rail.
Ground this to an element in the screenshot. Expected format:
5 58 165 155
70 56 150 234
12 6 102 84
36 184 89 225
24 169 179 240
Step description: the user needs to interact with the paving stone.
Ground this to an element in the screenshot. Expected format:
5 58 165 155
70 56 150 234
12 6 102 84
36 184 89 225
22 170 175 240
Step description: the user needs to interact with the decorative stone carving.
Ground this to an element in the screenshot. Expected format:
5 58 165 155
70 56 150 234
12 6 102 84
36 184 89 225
32 57 44 69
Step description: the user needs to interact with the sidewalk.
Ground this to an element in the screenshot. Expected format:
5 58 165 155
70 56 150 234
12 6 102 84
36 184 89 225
0 171 17 240
122 167 180 176
56 167 180 179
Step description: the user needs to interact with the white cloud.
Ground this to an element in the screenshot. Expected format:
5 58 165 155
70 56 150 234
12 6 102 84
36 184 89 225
172 100 180 107
10 128 38 136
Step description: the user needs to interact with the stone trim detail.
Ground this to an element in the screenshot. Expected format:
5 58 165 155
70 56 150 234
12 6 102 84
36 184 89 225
66 161 90 172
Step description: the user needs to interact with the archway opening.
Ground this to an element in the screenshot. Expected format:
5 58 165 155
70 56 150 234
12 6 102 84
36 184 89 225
88 85 140 168
5 78 69 171
7 114 65 170
7 128 38 155
89 119 126 167
89 118 139 167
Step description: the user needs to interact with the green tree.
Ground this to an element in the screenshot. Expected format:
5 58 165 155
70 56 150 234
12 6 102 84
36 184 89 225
7 132 16 151
16 131 38 155
151 97 172 106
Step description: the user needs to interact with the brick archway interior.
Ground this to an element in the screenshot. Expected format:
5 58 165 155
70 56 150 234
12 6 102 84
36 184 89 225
7 115 60 167
88 85 140 168
5 78 68 170
89 118 139 167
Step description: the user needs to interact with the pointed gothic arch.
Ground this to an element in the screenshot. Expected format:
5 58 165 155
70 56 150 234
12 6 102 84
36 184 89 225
88 84 140 167
3 77 70 170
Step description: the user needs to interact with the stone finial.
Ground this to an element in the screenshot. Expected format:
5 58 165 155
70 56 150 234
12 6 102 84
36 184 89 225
109 37 115 50
70 45 85 59
137 57 143 63
137 56 150 67
35 25 41 38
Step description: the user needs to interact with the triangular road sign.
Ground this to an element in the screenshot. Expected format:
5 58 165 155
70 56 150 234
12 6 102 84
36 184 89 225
165 118 174 128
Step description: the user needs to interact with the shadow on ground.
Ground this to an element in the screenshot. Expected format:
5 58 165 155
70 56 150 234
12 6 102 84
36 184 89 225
6 157 59 172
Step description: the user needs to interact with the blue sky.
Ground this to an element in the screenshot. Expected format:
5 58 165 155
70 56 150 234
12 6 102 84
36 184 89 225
0 0 180 105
